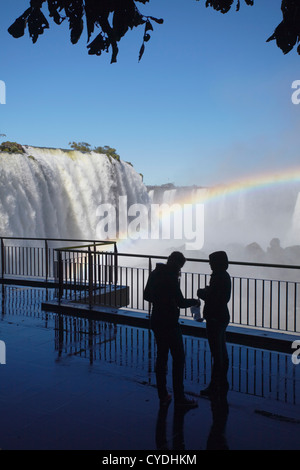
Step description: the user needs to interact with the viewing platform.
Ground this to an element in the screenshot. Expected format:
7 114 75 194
0 238 299 450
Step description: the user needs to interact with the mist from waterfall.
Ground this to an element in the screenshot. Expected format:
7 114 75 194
147 182 300 265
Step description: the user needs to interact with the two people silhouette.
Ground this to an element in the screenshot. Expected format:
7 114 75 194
144 250 231 406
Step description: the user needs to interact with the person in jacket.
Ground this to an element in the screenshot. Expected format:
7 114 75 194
197 251 231 397
144 251 199 408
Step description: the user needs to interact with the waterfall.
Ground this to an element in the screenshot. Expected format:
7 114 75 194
0 146 149 239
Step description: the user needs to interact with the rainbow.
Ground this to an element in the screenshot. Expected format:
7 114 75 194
160 166 300 207
113 166 300 249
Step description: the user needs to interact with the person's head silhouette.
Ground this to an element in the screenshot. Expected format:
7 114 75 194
167 251 186 275
209 251 228 272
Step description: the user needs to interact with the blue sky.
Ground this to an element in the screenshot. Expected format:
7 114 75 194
0 0 300 186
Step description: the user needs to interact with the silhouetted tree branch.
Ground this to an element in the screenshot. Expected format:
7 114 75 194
266 0 300 55
7 0 300 62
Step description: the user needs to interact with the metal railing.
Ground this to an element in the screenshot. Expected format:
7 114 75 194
55 246 300 334
0 238 299 334
54 241 123 307
0 237 117 282
117 253 300 333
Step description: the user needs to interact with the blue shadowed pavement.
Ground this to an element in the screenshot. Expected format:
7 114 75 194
0 285 299 450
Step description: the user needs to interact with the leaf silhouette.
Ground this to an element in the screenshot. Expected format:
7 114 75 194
139 43 145 61
8 9 31 38
7 0 299 60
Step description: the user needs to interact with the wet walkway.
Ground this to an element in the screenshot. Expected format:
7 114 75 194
0 286 299 450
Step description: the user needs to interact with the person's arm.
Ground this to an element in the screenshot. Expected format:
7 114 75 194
197 286 209 300
197 273 231 304
173 277 199 309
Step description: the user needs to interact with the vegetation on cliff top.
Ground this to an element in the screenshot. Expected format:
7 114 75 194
0 140 141 175
0 140 121 161
68 142 120 161
0 141 25 154
0 140 131 168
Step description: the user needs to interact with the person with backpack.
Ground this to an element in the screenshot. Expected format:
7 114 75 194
144 251 199 408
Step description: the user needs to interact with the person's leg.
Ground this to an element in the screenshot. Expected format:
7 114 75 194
206 320 219 392
203 320 229 395
154 331 170 401
219 325 229 393
168 325 185 402
169 326 198 408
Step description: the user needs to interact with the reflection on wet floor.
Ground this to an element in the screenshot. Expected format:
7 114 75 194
0 285 299 450
1 285 298 404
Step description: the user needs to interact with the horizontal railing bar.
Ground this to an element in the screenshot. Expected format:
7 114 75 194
55 242 117 252
1 238 299 271
0 237 110 242
111 252 300 271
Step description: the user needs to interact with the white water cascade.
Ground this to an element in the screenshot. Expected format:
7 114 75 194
0 146 149 240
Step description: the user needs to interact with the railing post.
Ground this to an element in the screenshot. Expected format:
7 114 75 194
1 238 5 279
93 242 97 287
148 256 152 316
114 242 118 286
88 246 93 309
45 239 48 282
58 250 63 304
